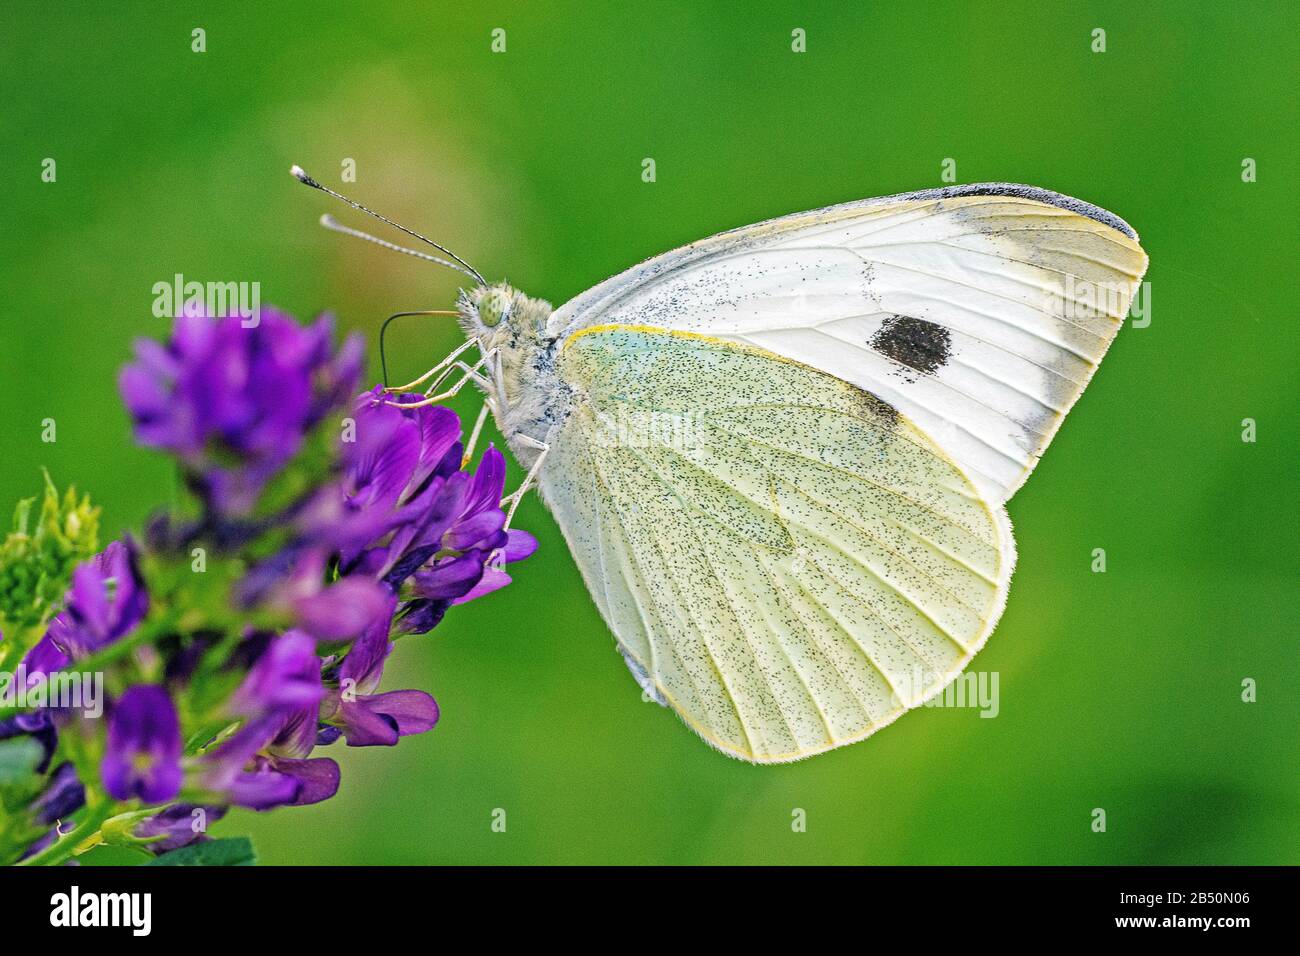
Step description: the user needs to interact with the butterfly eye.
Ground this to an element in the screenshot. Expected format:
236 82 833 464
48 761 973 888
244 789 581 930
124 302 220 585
479 290 512 328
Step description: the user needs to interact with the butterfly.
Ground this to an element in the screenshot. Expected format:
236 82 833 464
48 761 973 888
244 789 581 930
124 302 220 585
293 168 1148 763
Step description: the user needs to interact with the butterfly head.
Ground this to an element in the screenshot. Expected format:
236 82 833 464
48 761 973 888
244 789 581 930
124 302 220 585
456 282 553 349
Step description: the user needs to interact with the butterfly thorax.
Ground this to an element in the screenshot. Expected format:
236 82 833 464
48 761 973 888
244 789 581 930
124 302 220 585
456 283 568 466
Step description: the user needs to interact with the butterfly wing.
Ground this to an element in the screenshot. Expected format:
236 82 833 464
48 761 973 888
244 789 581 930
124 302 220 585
549 184 1148 504
539 325 1014 762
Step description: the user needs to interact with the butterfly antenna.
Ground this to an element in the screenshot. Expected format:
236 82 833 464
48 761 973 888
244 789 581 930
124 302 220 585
318 215 480 281
290 165 486 286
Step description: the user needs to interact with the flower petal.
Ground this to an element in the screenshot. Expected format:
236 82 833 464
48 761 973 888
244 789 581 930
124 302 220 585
362 690 440 738
503 529 539 562
227 766 302 810
337 603 396 693
32 763 85 825
229 631 322 718
334 699 399 747
101 686 182 804
464 445 507 516
409 552 485 601
334 688 440 747
346 399 421 509
21 634 70 679
453 566 513 604
443 508 505 552
272 756 340 806
136 804 228 854
393 599 449 635
409 405 462 489
292 578 392 643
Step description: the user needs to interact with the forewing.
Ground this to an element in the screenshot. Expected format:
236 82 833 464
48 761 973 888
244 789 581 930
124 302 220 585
548 184 1148 504
539 325 1015 762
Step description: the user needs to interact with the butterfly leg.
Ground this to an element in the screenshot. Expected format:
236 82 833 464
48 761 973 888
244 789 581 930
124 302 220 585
386 348 499 409
461 403 491 468
422 358 494 396
385 338 481 394
500 434 549 529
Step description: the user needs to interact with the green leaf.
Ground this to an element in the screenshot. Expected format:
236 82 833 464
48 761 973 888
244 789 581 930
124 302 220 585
147 836 257 867
0 737 44 786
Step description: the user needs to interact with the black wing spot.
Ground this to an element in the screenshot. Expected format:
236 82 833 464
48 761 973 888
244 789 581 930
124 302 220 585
869 315 952 380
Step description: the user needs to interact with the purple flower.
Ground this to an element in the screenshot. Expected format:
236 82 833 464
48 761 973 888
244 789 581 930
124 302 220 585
396 526 538 634
228 755 340 809
92 314 541 829
31 763 85 824
227 629 326 760
345 389 460 514
39 540 148 661
325 389 464 573
391 598 450 636
453 529 539 604
0 711 57 772
199 631 340 809
328 690 440 748
119 309 362 514
19 635 70 684
282 555 395 644
294 578 394 643
445 446 509 551
315 391 537 638
320 608 439 747
483 539 537 594
227 630 323 719
408 551 488 601
136 804 228 854
416 446 538 603
390 441 513 573
101 686 183 803
201 716 339 809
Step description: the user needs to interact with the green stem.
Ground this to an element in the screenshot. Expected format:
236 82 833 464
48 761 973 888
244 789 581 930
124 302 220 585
16 795 114 867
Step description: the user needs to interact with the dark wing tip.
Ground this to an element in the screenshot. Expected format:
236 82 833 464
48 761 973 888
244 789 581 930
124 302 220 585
899 182 1139 240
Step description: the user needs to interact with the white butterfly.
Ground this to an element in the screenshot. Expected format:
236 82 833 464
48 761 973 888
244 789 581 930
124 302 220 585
294 169 1148 763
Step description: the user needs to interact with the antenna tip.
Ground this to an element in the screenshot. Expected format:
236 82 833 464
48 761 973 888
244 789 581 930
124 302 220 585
289 164 319 188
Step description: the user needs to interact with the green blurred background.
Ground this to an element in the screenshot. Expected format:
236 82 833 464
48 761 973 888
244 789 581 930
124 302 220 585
2 1 1295 864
